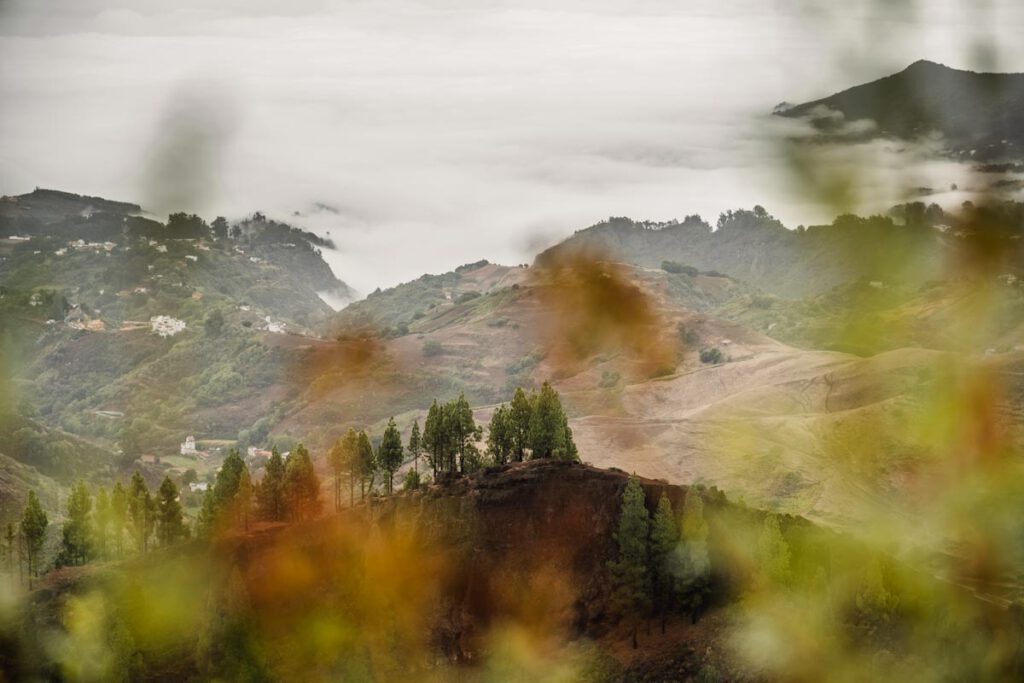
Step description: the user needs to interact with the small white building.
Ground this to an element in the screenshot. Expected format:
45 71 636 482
181 435 198 455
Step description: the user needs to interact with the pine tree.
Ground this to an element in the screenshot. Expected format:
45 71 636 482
527 381 577 459
284 444 321 521
378 417 404 494
328 437 346 512
650 493 679 633
451 394 477 474
93 487 110 559
407 419 422 474
679 489 711 622
156 476 187 546
356 431 376 498
560 413 579 461
342 428 360 505
756 513 791 586
423 400 443 477
856 557 899 633
196 489 218 538
127 472 155 553
59 481 93 566
608 476 651 648
214 449 246 511
681 490 709 574
486 404 514 464
20 491 48 586
257 446 286 522
110 482 127 556
236 466 254 531
509 387 533 462
5 523 15 580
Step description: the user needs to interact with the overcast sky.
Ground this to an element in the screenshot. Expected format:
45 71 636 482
3 0 1024 295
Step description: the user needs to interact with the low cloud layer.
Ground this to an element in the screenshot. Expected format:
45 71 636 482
2 0 1024 294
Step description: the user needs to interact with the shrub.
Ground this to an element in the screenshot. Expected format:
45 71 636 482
699 348 724 365
662 261 698 276
455 291 481 304
423 340 444 357
598 370 621 389
677 322 698 346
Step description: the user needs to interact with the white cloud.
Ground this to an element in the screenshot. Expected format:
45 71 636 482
2 1 1024 294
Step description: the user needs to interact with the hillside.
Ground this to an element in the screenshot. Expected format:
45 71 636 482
7 459 1016 681
0 189 354 479
4 189 1022 539
777 60 1024 161
288 253 1024 532
536 209 949 299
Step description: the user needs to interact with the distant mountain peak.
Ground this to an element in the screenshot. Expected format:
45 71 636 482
778 59 1024 161
903 59 949 72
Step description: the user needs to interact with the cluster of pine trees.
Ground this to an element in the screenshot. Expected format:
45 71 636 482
325 382 579 509
486 383 578 464
197 445 322 535
3 473 187 588
5 384 578 581
608 477 713 648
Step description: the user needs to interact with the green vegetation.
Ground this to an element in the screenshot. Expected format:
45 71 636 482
57 481 92 566
423 340 445 357
608 476 650 649
19 490 48 585
283 444 321 521
661 261 698 276
699 348 724 364
156 476 188 546
377 417 404 493
0 191 350 468
609 481 715 647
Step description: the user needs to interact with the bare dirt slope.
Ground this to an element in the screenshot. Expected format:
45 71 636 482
289 260 1023 533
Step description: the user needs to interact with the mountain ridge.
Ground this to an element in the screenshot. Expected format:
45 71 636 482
777 59 1024 160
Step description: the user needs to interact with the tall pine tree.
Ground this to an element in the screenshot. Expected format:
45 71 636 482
679 489 711 622
407 419 422 475
257 447 286 522
527 382 577 460
328 436 347 512
509 387 533 462
93 486 111 559
284 444 321 521
608 476 651 648
236 466 254 531
378 417 404 494
423 400 443 478
20 491 48 586
487 404 514 464
650 493 680 633
156 476 187 546
110 482 127 556
356 431 376 498
59 481 92 566
127 472 155 553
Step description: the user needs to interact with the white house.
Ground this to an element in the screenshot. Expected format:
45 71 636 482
180 435 198 455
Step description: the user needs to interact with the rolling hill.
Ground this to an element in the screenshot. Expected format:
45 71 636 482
3 188 1023 539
